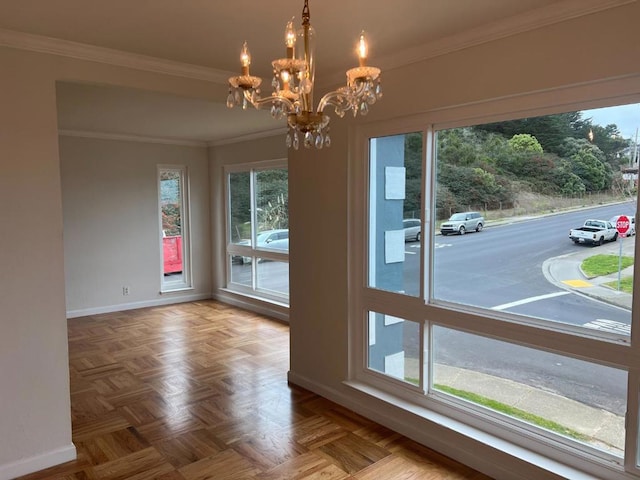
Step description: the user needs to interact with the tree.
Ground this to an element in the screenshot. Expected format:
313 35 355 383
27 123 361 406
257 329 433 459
570 150 608 192
404 133 423 217
508 134 543 154
475 113 577 155
256 169 289 230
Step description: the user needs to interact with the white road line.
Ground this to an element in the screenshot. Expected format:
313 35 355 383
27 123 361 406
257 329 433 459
583 319 630 335
492 291 570 311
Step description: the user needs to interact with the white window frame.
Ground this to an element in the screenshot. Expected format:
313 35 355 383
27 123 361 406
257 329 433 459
224 158 289 305
158 164 192 292
348 75 640 479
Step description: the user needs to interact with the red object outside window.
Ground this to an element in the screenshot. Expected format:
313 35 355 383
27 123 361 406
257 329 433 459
163 235 183 274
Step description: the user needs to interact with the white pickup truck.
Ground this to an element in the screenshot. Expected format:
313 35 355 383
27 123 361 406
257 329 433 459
569 219 618 246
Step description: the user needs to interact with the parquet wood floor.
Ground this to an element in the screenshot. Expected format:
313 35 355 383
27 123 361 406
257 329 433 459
17 300 492 480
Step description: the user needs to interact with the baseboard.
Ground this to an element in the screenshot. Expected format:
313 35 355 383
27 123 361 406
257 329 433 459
286 371 600 480
0 443 76 480
213 290 289 322
66 293 211 318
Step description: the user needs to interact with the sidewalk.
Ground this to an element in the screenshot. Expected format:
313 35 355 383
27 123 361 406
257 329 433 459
429 234 635 456
543 234 635 312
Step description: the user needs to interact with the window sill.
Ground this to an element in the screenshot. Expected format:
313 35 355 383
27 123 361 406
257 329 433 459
160 286 194 294
343 380 625 480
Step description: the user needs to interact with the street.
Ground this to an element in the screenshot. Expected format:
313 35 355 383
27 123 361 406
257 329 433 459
412 202 636 415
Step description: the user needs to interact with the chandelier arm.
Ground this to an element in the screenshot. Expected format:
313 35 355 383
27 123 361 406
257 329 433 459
243 90 296 112
317 77 371 113
317 91 352 114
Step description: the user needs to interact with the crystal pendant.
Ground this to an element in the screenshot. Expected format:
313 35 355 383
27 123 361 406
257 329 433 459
303 131 313 148
360 101 369 115
234 90 241 103
293 132 300 150
300 77 312 94
226 92 235 108
272 77 279 89
242 97 248 110
324 133 331 148
270 105 278 118
315 133 323 149
375 81 383 98
286 132 292 148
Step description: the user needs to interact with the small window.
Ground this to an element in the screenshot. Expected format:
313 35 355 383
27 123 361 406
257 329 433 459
159 166 191 291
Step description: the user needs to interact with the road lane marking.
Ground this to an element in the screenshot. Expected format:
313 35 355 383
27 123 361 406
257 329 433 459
492 291 570 311
563 279 593 288
583 319 630 335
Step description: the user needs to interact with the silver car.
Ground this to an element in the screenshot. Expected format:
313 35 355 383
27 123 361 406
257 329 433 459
403 219 421 242
440 211 484 235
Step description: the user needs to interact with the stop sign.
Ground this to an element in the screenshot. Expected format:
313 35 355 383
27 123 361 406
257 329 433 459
616 215 630 235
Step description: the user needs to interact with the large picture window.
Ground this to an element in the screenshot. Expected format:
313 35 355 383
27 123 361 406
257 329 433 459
357 95 640 477
226 161 289 303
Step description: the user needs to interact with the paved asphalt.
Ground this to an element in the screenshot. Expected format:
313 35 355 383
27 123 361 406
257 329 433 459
438 232 635 457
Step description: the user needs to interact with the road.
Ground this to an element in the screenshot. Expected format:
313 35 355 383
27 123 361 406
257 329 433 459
403 202 636 415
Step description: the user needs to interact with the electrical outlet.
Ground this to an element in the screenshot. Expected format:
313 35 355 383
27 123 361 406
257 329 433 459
122 286 130 296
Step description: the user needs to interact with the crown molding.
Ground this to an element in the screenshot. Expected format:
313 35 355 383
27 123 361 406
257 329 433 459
59 127 288 148
321 0 636 88
1 0 633 92
208 127 288 147
382 0 636 71
0 27 233 84
58 129 209 147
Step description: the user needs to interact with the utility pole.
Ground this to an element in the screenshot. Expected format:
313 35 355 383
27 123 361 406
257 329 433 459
633 127 639 190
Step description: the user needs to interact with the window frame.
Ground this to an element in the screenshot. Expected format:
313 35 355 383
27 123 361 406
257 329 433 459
224 158 289 305
158 164 192 292
348 75 640 478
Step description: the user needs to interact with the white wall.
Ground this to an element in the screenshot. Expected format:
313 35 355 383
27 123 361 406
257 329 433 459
0 43 223 478
0 48 75 478
2 2 639 478
60 135 211 316
286 2 640 479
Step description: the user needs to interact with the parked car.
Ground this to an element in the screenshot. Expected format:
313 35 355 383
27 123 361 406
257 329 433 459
440 212 484 235
403 218 421 242
234 229 289 264
609 215 636 236
569 219 617 245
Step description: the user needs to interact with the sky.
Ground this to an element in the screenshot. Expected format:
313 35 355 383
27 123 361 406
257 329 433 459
581 103 640 140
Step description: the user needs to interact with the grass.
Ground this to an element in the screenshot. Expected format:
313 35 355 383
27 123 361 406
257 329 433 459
581 254 634 278
604 276 634 294
435 384 589 442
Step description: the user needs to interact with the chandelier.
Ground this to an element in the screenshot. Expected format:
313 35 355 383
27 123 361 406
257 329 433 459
226 0 382 149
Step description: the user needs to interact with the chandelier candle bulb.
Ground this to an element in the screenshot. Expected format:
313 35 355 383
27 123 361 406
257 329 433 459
281 70 290 91
358 32 368 67
226 0 381 149
240 42 251 76
285 19 296 58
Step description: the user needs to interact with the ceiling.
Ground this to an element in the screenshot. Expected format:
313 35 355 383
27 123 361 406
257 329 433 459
0 0 580 144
